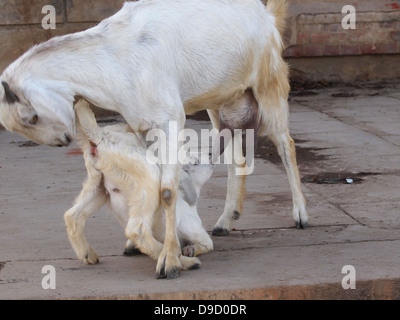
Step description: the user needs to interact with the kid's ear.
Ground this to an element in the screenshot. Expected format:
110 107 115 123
2 81 20 104
179 171 198 206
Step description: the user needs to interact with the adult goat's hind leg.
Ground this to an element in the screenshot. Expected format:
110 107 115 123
207 110 247 237
255 44 308 228
255 76 308 228
270 131 308 228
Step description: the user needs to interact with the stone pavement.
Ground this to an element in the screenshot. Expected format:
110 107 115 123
0 81 399 300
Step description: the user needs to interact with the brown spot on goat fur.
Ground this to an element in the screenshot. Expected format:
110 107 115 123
161 189 173 207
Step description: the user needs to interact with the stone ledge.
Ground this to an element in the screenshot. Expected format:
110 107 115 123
81 278 400 300
288 54 400 83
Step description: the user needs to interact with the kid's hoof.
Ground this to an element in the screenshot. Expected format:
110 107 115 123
189 263 200 270
212 227 230 236
182 246 195 257
123 247 142 256
85 257 99 265
83 251 99 265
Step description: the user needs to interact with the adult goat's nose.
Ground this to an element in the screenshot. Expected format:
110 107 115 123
65 133 72 145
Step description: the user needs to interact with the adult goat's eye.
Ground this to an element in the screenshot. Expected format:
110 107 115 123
30 115 39 125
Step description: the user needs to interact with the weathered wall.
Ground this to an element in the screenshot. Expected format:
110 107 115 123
285 0 400 83
0 0 399 82
0 0 125 73
285 0 400 57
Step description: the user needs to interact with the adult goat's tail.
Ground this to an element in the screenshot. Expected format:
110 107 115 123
265 0 288 37
74 99 103 146
255 0 291 138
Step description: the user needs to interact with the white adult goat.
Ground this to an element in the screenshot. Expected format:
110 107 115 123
0 0 308 279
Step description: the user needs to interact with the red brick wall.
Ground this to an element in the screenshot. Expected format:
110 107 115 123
284 10 400 58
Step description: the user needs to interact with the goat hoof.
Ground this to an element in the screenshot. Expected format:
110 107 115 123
167 267 181 279
123 247 142 256
156 258 181 280
156 272 166 279
295 220 308 229
189 263 200 270
212 227 230 236
182 246 195 257
156 267 181 280
156 258 166 279
84 257 99 265
83 250 99 264
294 206 308 229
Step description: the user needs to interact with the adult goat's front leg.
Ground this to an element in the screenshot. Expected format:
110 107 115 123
125 202 201 275
157 171 182 279
154 117 197 279
158 170 201 277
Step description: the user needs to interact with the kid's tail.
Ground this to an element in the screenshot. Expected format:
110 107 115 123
74 99 102 145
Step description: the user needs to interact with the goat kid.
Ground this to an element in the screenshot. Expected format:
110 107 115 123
0 0 308 278
66 100 213 276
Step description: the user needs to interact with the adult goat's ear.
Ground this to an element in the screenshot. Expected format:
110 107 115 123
2 81 20 104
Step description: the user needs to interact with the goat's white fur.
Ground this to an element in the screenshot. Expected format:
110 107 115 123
66 100 213 272
0 0 307 277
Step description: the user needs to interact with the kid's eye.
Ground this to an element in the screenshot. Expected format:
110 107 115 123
30 115 39 125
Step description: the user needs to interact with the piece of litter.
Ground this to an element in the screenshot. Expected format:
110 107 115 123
346 178 353 184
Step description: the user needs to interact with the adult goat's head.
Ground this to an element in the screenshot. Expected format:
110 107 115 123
0 77 75 147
